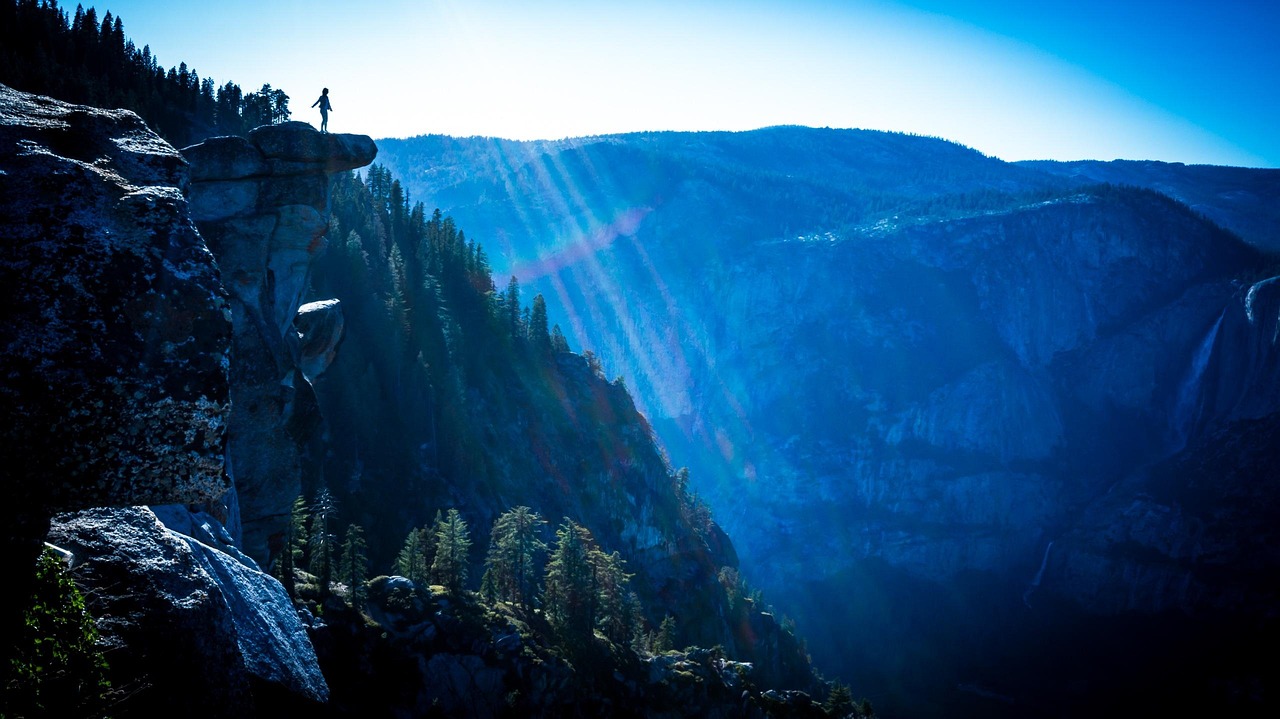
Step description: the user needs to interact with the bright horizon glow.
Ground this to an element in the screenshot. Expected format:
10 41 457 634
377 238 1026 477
99 0 1277 167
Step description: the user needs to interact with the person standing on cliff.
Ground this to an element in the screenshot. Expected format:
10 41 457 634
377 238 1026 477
311 88 332 133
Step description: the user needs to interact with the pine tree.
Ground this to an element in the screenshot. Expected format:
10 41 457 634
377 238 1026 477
394 526 432 588
308 488 336 599
430 508 472 594
529 294 551 355
583 350 604 378
543 519 599 640
269 86 290 124
550 324 571 354
504 275 522 338
336 524 369 608
274 494 310 598
482 506 547 609
594 549 639 645
654 615 677 653
824 682 857 718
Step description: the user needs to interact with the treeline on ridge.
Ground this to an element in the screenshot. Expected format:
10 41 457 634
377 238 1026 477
0 0 289 146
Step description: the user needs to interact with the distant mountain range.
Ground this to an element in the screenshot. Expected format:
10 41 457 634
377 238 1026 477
1020 158 1280 252
376 127 1280 718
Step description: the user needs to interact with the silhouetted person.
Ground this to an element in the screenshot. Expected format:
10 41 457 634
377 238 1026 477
312 88 332 133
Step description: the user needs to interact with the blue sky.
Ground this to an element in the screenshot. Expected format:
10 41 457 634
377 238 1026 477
100 0 1279 166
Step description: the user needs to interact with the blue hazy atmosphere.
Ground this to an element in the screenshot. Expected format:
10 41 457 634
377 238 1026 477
4 1 1280 718
100 0 1279 166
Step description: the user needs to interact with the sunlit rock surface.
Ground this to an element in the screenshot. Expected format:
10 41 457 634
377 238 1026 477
47 507 329 714
182 122 374 565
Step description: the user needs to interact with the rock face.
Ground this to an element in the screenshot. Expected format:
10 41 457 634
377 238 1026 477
0 83 230 650
0 84 230 516
182 122 374 565
47 507 329 715
0 85 374 712
1051 276 1280 616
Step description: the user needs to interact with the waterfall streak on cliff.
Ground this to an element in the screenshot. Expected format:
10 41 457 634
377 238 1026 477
1171 310 1226 450
1022 540 1054 608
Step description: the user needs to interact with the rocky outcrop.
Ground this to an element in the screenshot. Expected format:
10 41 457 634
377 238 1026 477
47 507 328 715
295 299 345 383
182 122 374 565
0 84 375 711
0 83 230 654
314 575 830 719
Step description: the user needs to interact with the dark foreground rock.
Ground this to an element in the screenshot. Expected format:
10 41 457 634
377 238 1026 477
0 85 230 522
0 83 231 660
0 86 372 715
310 576 840 719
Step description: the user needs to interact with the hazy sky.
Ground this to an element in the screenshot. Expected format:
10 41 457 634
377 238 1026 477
100 0 1278 167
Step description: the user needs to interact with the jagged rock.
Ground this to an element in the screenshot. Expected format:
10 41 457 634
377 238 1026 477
46 507 328 715
150 504 257 568
0 84 231 645
182 123 375 565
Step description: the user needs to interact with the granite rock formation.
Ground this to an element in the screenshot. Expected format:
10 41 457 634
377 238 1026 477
47 507 329 715
0 85 230 522
295 299 345 383
1051 275 1280 616
0 83 230 651
182 121 374 565
1 85 375 712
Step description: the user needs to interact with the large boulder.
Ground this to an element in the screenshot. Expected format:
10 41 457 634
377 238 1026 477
182 123 375 565
295 299 345 383
47 507 329 715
